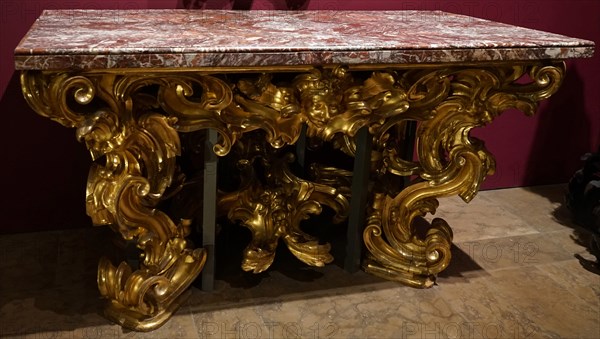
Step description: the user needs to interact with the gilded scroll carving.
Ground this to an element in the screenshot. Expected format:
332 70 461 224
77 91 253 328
21 71 207 331
364 62 566 287
20 61 566 329
295 66 410 142
218 137 350 273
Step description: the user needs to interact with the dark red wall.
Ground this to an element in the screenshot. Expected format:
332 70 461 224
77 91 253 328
1 0 598 233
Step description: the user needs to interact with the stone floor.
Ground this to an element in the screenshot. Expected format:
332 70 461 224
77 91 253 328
0 185 598 339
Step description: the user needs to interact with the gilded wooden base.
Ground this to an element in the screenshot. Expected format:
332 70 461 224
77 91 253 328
20 61 565 330
218 136 350 273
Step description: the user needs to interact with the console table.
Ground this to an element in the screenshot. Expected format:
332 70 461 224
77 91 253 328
15 9 594 331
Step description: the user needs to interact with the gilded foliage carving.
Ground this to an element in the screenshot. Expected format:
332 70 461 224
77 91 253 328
20 60 565 328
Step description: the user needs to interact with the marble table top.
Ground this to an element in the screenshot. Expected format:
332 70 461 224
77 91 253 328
15 10 595 70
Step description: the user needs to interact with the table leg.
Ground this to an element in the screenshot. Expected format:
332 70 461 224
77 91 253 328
363 62 567 287
84 112 207 330
345 126 372 272
77 111 207 330
20 71 207 331
201 129 218 291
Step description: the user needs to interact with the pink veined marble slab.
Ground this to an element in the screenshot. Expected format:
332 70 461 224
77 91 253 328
14 9 595 70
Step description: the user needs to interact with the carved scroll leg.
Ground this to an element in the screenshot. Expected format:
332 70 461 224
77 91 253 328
82 112 207 331
362 87 493 287
363 150 490 287
19 71 215 331
363 106 496 287
362 62 567 287
98 245 206 331
363 153 484 288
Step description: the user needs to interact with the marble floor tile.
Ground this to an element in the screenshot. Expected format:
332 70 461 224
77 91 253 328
1 185 599 339
118 308 200 339
434 193 540 243
191 285 467 339
482 184 577 233
435 265 600 339
537 259 600 309
545 228 596 259
454 233 572 271
0 231 60 292
0 285 107 337
480 266 600 339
